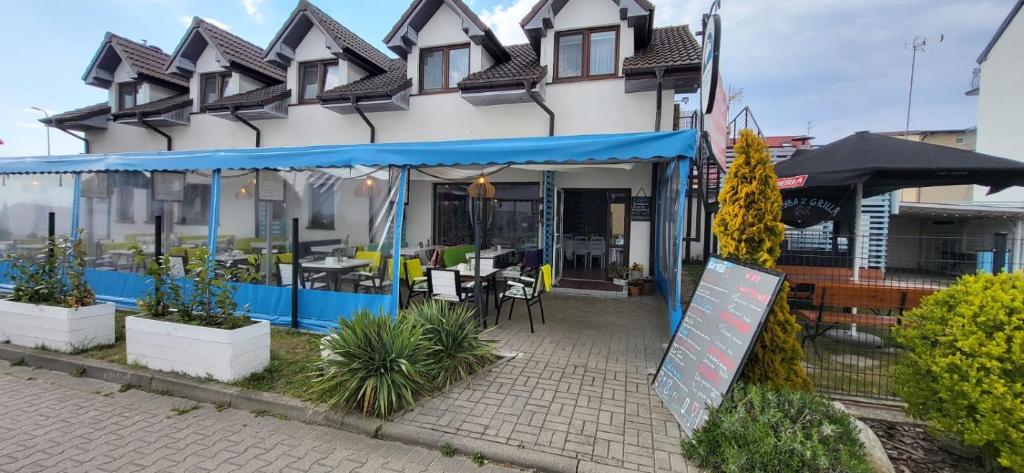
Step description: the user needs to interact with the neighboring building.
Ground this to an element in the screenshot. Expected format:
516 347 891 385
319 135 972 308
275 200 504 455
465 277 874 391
969 0 1024 204
39 0 702 283
877 128 977 204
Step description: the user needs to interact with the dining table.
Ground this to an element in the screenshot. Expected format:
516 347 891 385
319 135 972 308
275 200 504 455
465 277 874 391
300 258 372 291
447 264 503 316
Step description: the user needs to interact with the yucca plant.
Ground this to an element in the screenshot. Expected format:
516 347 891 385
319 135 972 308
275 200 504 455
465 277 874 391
403 300 497 390
311 310 432 418
399 301 495 389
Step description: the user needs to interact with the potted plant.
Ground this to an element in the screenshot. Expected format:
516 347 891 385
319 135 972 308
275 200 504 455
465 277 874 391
0 232 115 352
629 262 644 281
609 263 629 286
640 276 655 295
628 280 642 297
125 245 269 382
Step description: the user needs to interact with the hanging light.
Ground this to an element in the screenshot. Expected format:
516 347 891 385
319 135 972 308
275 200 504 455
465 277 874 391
354 176 377 197
467 174 495 199
234 185 252 200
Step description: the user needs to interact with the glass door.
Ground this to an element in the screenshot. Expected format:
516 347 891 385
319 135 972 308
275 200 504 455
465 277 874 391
554 187 565 283
607 190 629 270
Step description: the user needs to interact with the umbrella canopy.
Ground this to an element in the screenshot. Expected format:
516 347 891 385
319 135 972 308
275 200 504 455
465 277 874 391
775 131 1024 198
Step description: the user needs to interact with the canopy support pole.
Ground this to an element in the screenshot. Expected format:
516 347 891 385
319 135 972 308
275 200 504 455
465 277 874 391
852 182 863 282
71 173 81 240
391 168 409 316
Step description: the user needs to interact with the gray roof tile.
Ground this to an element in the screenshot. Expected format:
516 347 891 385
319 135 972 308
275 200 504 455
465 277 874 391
622 25 701 74
205 83 291 111
40 103 111 125
189 18 286 82
459 44 546 89
106 33 189 88
319 59 411 101
110 94 192 119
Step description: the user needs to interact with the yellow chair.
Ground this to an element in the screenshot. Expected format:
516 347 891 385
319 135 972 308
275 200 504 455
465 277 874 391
169 247 187 258
354 250 382 269
354 253 391 294
403 258 429 308
276 253 293 264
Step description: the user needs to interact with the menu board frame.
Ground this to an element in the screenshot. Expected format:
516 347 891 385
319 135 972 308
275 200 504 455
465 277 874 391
653 255 784 436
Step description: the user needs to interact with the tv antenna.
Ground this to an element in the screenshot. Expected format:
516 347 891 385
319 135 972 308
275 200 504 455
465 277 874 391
904 35 943 138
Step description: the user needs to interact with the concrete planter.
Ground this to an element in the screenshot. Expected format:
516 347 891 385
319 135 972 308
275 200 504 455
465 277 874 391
126 316 270 382
0 299 115 352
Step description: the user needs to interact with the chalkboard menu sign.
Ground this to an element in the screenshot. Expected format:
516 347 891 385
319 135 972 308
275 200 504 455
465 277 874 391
654 256 783 436
630 196 651 221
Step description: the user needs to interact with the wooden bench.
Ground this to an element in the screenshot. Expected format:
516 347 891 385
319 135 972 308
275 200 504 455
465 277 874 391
778 265 884 286
793 282 936 351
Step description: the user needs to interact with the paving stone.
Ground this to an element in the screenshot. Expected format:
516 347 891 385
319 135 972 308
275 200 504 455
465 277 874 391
0 360 523 473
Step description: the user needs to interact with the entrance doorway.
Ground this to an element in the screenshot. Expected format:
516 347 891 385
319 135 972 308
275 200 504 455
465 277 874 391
559 189 630 281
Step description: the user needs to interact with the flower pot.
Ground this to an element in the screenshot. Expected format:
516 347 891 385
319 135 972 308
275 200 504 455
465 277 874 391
613 278 627 286
628 285 641 296
629 270 643 280
0 299 115 352
640 281 655 295
126 316 270 382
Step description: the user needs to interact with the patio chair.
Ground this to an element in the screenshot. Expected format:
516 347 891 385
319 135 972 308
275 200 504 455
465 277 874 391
589 236 606 269
169 255 187 278
572 235 588 266
496 263 549 333
276 261 327 289
339 250 382 291
403 258 429 308
356 258 397 294
427 268 474 303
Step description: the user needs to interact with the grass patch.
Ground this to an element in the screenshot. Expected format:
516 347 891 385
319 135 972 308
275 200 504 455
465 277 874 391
440 443 457 457
75 311 322 400
214 401 231 412
170 403 201 416
231 328 321 400
70 366 87 377
471 452 486 467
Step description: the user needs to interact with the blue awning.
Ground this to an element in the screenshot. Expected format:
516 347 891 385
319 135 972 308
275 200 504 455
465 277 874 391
0 131 695 174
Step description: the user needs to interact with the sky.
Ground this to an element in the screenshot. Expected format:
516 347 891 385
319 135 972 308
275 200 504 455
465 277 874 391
0 0 1014 158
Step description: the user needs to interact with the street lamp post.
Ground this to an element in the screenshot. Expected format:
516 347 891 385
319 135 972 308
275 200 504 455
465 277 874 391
29 106 51 156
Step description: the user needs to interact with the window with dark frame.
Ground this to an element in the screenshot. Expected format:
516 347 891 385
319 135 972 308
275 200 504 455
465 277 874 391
298 60 340 103
117 82 139 111
308 184 335 230
554 27 619 81
199 72 232 110
419 43 470 93
432 183 540 248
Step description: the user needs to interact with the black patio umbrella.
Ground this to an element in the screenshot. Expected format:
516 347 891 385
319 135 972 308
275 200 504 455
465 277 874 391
775 131 1024 198
773 131 1024 279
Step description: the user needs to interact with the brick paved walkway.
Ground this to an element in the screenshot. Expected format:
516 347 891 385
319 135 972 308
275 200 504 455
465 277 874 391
393 295 696 472
0 360 522 473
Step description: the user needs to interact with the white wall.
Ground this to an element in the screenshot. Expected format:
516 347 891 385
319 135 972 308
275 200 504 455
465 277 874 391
109 61 134 112
976 11 1024 204
288 24 334 104
189 45 226 112
539 0 635 84
408 2 491 94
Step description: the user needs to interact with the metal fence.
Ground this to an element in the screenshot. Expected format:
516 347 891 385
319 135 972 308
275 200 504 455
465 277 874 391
779 231 1020 400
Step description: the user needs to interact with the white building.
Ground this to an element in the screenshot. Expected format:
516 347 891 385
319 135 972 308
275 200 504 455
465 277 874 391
38 0 702 288
971 0 1024 204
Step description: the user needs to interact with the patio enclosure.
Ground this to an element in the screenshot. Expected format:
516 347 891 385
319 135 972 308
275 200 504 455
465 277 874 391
0 131 695 333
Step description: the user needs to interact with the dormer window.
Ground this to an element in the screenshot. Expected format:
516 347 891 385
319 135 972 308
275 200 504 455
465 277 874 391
419 44 469 93
299 60 340 103
200 72 232 110
117 82 140 111
555 27 619 81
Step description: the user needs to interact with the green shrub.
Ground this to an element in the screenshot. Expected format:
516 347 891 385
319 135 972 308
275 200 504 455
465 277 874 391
894 271 1024 471
9 231 95 308
403 300 496 390
311 310 431 418
682 384 870 473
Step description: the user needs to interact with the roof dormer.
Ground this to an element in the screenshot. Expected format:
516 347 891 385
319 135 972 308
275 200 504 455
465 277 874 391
167 17 286 85
264 0 392 75
520 0 654 54
384 0 510 63
83 32 189 91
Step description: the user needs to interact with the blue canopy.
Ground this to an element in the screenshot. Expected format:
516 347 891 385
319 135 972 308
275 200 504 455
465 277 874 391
0 130 696 173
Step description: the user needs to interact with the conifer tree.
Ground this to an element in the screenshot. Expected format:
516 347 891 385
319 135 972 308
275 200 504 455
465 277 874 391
712 128 812 391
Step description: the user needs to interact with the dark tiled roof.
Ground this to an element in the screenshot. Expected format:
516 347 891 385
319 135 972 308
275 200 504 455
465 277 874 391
205 83 291 111
622 25 701 74
266 1 392 72
385 0 509 62
39 103 110 125
319 59 411 101
459 44 546 89
520 0 653 27
183 18 286 82
111 94 192 119
106 33 189 88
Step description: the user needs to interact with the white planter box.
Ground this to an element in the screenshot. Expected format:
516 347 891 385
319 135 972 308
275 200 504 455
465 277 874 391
126 316 270 382
0 299 115 352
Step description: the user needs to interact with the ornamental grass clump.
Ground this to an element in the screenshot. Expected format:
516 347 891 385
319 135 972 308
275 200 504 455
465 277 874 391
403 299 496 390
8 231 96 308
311 310 432 418
894 271 1024 472
712 128 812 391
682 383 870 473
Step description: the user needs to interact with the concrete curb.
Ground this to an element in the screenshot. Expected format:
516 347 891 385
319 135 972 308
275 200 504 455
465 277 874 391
0 343 583 473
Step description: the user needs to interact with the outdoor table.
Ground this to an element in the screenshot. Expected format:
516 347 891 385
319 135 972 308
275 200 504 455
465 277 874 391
447 264 502 316
300 259 372 291
107 247 152 271
400 245 440 259
310 243 348 255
